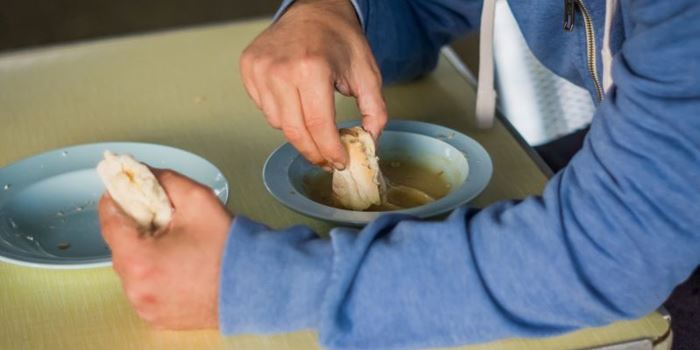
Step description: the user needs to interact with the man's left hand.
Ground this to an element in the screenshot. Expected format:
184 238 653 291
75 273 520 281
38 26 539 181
98 169 233 330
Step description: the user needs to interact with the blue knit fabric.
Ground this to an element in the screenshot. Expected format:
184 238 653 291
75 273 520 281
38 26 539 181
222 1 700 349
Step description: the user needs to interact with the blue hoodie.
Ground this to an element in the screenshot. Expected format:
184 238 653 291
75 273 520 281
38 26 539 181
219 1 700 349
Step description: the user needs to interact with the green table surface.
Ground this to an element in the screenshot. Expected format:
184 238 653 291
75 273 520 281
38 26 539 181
0 19 668 350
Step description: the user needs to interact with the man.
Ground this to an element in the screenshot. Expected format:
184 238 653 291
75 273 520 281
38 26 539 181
99 0 700 349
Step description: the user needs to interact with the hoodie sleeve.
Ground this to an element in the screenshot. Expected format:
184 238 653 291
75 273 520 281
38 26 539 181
274 0 482 83
220 1 700 349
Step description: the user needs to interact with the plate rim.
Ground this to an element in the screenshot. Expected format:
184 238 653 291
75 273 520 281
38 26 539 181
0 141 229 269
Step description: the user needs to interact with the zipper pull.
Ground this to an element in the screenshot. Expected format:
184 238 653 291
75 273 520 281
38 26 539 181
564 0 576 31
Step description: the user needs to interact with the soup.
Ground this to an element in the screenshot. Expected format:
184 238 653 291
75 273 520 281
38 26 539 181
303 159 452 211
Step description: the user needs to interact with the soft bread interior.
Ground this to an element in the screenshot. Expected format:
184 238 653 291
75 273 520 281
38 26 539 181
332 127 386 210
97 151 173 231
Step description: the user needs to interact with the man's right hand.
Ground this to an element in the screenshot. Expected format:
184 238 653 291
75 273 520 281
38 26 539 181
240 0 387 170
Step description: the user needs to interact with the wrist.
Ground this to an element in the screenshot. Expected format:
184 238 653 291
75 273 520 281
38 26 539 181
282 0 361 31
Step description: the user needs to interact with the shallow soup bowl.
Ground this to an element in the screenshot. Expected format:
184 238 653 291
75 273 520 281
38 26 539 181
263 120 493 226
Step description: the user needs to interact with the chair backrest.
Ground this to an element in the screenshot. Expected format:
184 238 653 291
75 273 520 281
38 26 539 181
493 0 595 146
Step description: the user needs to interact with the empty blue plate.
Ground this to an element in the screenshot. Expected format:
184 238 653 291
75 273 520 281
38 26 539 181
0 143 228 269
263 120 493 226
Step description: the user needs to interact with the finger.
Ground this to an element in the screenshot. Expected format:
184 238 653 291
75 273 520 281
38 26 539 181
150 168 212 210
268 78 326 165
98 194 147 254
151 168 198 190
299 75 347 169
251 58 282 129
260 91 282 129
239 52 262 109
351 61 387 140
242 75 262 109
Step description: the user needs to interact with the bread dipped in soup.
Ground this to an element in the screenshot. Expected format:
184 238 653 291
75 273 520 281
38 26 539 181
332 127 387 210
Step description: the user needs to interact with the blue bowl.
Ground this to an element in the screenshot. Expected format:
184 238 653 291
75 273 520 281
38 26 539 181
263 120 492 226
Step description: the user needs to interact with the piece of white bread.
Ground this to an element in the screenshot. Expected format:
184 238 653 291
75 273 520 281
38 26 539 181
332 127 386 210
96 151 173 231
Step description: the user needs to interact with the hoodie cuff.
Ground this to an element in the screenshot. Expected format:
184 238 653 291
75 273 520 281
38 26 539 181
219 216 334 334
274 0 367 31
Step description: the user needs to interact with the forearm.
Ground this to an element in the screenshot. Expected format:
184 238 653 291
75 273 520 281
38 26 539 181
220 176 698 350
219 216 333 333
223 2 700 348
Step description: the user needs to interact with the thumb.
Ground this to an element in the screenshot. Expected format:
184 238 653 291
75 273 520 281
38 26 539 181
351 62 387 140
150 168 214 211
98 194 147 253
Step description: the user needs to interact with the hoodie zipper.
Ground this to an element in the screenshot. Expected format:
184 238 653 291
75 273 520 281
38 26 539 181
564 0 604 101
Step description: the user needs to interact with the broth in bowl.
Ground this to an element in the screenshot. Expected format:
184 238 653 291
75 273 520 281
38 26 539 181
304 158 452 211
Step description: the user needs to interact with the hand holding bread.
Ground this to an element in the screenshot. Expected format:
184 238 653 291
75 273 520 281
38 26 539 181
96 151 172 232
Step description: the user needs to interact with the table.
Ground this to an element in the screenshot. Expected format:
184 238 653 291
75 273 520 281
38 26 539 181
0 19 670 350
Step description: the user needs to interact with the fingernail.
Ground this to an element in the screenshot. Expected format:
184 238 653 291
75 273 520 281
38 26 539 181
334 162 346 170
322 165 333 172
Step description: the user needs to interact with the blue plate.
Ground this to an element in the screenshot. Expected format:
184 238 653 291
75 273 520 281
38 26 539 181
0 143 228 269
263 120 492 225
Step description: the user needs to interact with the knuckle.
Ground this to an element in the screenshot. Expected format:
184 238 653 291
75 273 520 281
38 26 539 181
282 125 304 143
266 116 282 129
303 150 325 165
124 259 153 280
111 259 124 276
240 49 254 70
304 115 329 130
373 109 388 125
128 289 157 308
251 57 273 77
188 184 215 202
324 151 344 164
296 54 329 76
328 143 346 161
260 103 273 117
158 169 177 183
267 60 292 80
98 194 110 211
360 71 383 91
125 287 144 305
306 156 325 166
358 81 380 96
